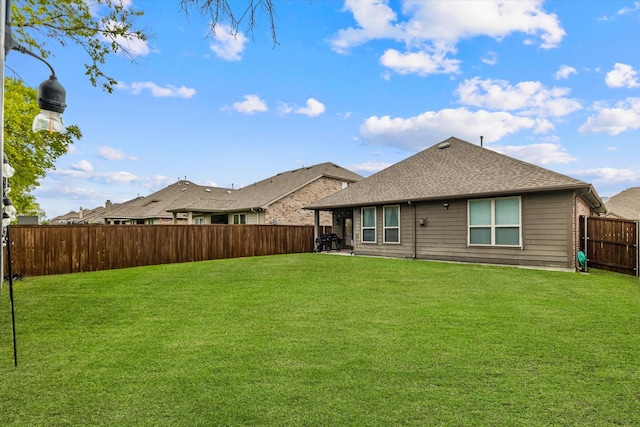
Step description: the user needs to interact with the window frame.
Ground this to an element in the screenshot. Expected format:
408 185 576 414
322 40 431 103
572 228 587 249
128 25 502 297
468 196 522 247
383 205 400 244
233 213 246 225
361 207 377 243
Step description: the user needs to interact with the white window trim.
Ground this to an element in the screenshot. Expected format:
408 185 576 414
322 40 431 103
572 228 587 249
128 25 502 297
233 213 246 225
361 207 377 243
383 205 400 244
468 196 522 247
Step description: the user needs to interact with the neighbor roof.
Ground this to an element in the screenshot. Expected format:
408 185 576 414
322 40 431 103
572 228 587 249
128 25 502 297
168 162 363 213
605 187 640 219
307 137 605 212
106 180 233 220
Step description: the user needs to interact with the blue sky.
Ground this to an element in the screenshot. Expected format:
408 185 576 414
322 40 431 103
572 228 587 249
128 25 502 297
7 0 640 219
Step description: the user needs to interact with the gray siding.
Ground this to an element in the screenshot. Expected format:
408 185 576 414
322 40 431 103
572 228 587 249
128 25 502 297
352 191 577 269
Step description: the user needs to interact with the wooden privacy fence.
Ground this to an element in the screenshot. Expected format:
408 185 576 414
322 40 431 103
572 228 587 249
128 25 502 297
579 216 639 276
4 224 315 278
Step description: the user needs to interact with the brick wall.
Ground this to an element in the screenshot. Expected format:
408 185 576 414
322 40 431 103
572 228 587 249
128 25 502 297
265 177 344 226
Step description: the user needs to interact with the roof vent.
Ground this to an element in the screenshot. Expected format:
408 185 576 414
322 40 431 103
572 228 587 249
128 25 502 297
438 142 451 149
205 188 211 192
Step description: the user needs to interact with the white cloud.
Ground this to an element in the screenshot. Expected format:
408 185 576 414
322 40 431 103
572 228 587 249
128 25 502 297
230 94 268 114
579 98 640 135
330 0 565 76
117 81 196 98
101 20 151 57
348 161 392 175
97 146 138 161
573 167 639 184
599 1 640 21
330 0 403 54
456 77 582 117
481 51 498 66
278 102 294 115
71 160 93 172
555 65 577 80
332 0 565 51
295 98 326 117
35 185 106 200
380 47 461 75
278 98 326 117
605 63 640 88
52 168 139 184
360 107 548 151
492 143 576 165
209 24 248 61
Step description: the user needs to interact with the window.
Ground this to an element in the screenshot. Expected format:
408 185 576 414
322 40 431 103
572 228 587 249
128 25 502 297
361 207 376 243
194 217 205 225
383 205 400 243
233 214 246 225
468 197 521 246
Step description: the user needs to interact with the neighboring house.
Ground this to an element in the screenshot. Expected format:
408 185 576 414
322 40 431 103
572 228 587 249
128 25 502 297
50 210 81 224
604 187 640 220
103 180 231 224
167 162 363 226
50 205 107 224
53 162 362 226
306 137 606 271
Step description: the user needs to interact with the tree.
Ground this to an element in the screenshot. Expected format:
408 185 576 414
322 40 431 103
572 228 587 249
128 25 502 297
10 0 278 93
10 0 147 92
180 0 278 46
3 77 81 217
5 0 277 218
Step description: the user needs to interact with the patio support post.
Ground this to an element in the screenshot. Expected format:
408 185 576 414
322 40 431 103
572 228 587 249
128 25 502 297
313 210 320 244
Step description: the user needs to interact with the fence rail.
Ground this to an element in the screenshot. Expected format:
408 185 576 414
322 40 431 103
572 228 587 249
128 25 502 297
580 216 639 276
4 224 315 278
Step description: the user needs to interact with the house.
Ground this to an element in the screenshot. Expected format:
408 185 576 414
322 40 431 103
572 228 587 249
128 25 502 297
306 137 606 271
103 180 232 224
167 162 363 226
50 210 81 224
51 162 362 226
50 205 107 224
604 187 640 220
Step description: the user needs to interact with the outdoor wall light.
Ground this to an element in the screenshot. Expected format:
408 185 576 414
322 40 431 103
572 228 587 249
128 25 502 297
419 217 426 226
32 74 67 134
444 203 449 210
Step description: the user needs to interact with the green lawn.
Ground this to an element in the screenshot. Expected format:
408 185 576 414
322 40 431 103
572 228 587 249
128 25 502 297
1 254 639 426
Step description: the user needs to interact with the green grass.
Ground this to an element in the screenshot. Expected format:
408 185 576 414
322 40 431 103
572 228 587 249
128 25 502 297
1 254 639 426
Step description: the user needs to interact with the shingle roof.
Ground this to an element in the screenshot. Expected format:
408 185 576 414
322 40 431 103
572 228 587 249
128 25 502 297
605 187 640 219
168 162 363 213
307 137 604 210
106 180 233 219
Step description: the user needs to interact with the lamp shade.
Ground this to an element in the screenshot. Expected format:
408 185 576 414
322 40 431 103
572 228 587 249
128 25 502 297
32 110 66 134
33 75 67 134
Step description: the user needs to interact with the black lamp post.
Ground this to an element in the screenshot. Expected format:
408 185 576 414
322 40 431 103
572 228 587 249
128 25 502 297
1 0 68 366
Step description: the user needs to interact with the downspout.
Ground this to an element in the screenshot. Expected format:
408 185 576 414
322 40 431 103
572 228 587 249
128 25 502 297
408 201 416 259
250 207 261 224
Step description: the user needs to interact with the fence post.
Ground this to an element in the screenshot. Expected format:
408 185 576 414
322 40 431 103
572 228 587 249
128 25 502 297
583 215 588 272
